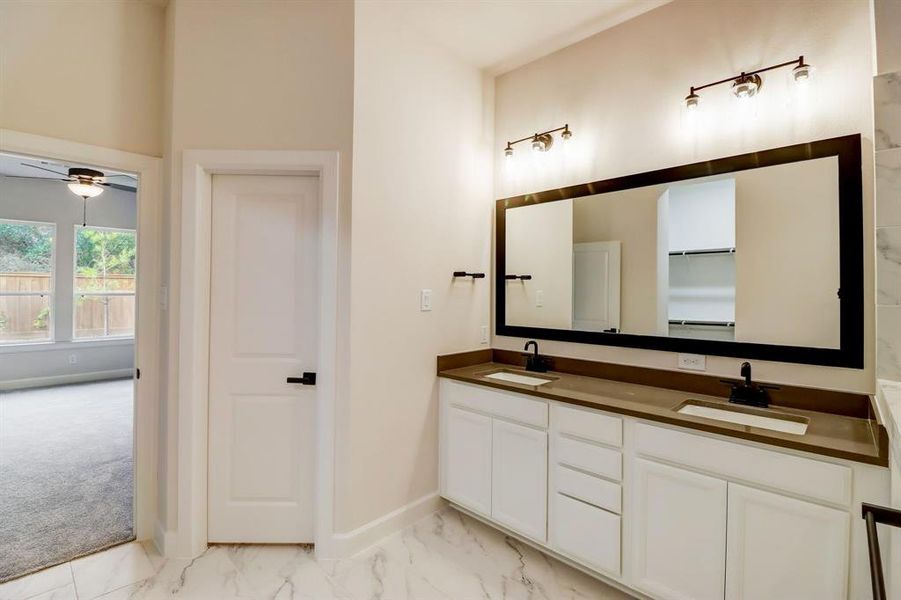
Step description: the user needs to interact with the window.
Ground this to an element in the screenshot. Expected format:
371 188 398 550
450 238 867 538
0 220 55 344
74 226 136 339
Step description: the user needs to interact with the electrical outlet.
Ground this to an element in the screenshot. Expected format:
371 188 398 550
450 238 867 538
678 353 706 371
536 290 544 307
480 325 489 344
68 354 78 365
420 289 432 312
160 285 169 311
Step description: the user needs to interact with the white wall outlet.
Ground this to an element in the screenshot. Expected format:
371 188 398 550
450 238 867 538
678 353 706 371
420 289 432 312
480 325 489 344
68 354 78 365
536 290 544 307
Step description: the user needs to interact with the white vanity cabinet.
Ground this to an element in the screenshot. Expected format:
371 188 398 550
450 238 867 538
438 378 887 600
439 379 549 542
632 458 727 600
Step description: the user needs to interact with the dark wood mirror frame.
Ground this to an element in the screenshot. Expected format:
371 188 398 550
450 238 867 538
495 134 864 368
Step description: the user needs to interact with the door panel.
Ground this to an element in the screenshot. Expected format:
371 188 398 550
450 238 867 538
572 241 621 331
632 458 727 600
208 174 319 543
491 419 548 542
443 405 492 516
726 483 849 600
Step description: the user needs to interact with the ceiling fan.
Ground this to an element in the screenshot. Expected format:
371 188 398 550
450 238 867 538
4 163 137 225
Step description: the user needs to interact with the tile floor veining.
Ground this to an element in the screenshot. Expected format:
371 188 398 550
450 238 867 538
0 508 633 600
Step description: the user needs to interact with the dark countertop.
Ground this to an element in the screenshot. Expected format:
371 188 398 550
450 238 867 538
440 361 888 467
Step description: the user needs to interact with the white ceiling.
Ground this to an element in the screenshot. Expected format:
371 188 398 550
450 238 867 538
381 0 671 74
0 154 136 190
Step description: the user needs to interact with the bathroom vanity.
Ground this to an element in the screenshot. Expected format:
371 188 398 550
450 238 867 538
437 351 890 600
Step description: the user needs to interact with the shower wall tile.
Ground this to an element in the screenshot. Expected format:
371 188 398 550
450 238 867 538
878 305 901 380
878 227 901 305
877 148 901 227
875 71 901 151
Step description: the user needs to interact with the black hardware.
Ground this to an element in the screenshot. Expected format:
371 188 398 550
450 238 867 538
862 502 901 600
602 328 619 333
505 274 532 281
688 56 807 96
504 124 571 155
523 340 549 373
495 134 864 369
287 372 317 386
721 362 772 407
453 271 485 279
668 247 735 257
136 368 141 380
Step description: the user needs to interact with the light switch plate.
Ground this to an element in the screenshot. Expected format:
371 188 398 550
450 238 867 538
536 290 544 307
420 289 432 312
678 353 706 371
480 325 489 344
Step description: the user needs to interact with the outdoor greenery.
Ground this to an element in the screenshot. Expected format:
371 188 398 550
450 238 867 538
0 222 53 273
75 228 136 291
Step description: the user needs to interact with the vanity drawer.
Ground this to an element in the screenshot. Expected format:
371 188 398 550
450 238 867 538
442 379 548 428
551 492 621 576
555 464 621 514
555 435 622 481
635 423 852 506
552 403 622 447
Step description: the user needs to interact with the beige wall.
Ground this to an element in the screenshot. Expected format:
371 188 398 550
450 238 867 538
494 0 875 393
343 0 493 532
0 0 165 156
506 200 573 329
735 158 840 348
159 0 355 532
874 0 901 75
573 188 659 335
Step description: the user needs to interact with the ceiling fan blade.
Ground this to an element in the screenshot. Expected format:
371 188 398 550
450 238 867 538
21 163 68 176
105 173 138 181
3 174 69 181
99 182 136 192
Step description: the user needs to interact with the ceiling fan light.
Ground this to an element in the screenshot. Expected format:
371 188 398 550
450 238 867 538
68 181 103 198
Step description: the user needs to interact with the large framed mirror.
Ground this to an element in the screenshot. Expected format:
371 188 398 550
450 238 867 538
496 134 863 368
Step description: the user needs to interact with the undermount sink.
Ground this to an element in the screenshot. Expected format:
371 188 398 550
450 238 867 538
481 370 555 386
676 400 809 435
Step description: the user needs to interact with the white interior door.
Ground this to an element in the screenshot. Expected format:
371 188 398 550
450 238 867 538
572 241 621 332
208 174 320 543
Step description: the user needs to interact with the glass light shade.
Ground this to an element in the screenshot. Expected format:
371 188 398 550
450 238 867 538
731 77 759 100
792 64 813 84
684 93 701 111
67 181 103 198
531 137 545 152
504 146 514 158
561 128 572 141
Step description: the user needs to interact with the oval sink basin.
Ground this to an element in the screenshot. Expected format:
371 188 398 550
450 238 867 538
676 400 808 435
482 371 554 386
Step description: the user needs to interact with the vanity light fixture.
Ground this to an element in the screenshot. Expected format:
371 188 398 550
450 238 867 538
503 124 572 159
682 55 812 110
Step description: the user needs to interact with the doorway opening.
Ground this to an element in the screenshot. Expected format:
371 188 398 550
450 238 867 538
0 152 139 582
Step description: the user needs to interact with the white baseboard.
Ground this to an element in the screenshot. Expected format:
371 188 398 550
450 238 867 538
153 520 176 558
321 492 446 559
0 368 133 391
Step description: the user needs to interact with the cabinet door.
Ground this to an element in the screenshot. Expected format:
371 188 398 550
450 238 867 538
632 458 727 600
443 405 492 516
726 483 849 600
491 419 547 541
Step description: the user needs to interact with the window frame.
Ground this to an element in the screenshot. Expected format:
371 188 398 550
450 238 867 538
0 218 56 346
72 224 137 342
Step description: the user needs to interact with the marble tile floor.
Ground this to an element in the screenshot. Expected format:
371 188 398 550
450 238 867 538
0 508 634 600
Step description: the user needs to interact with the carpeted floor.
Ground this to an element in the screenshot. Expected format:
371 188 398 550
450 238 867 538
0 379 134 583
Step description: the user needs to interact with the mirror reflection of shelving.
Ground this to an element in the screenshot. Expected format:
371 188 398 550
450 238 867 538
658 178 736 341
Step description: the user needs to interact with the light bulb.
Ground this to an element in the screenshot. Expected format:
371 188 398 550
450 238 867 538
684 92 701 111
731 75 760 100
67 181 103 198
531 136 544 152
792 63 813 85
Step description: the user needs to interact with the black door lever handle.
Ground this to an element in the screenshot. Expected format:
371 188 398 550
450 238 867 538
287 372 317 386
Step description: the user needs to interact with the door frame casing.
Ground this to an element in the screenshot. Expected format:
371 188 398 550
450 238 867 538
176 150 339 558
0 128 163 544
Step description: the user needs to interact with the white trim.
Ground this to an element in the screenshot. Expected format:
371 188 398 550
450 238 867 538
153 520 176 558
0 368 134 391
0 129 162 544
0 338 134 354
176 149 340 559
325 492 446 559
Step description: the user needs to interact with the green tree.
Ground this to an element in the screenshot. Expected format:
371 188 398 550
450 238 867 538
0 222 53 272
76 229 136 291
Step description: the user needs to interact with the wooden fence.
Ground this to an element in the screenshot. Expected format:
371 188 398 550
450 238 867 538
0 273 135 341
